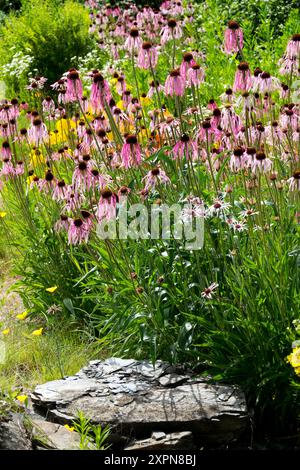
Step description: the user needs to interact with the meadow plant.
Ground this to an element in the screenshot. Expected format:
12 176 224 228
0 0 299 435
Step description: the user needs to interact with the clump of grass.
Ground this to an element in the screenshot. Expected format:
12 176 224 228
0 323 102 390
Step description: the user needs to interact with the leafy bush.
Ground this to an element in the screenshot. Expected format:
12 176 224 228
0 0 93 97
206 0 299 38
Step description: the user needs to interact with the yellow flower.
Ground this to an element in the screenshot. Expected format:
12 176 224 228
30 149 46 168
140 96 152 107
2 328 10 335
0 211 7 218
116 100 125 110
287 347 300 369
16 310 29 320
32 327 43 336
46 286 58 293
64 424 74 432
16 395 28 404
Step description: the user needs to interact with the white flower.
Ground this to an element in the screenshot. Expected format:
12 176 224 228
201 282 219 299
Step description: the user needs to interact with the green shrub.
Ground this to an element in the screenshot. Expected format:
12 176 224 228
0 0 93 97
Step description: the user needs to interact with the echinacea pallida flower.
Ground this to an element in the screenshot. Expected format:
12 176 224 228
224 20 243 55
165 69 185 97
201 282 219 299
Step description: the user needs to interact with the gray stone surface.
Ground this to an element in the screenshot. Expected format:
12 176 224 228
29 418 80 450
0 414 32 450
31 358 249 445
125 431 194 450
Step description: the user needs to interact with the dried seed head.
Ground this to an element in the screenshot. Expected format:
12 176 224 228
126 134 138 144
238 61 249 71
256 151 266 160
169 68 181 77
45 171 54 182
168 18 177 28
183 52 193 62
101 189 113 199
291 34 300 41
228 20 239 30
129 28 139 37
142 41 152 50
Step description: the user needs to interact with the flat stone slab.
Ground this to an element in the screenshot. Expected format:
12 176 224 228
125 431 194 450
31 358 248 444
28 418 80 450
0 414 32 450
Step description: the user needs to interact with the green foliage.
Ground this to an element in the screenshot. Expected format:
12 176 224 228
207 0 299 38
73 411 111 450
0 0 93 97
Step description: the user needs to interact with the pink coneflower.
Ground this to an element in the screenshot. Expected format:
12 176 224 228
211 108 222 128
207 99 217 110
221 106 241 135
245 147 256 166
90 73 112 113
121 135 142 168
68 218 90 245
97 189 117 221
288 170 300 191
180 52 195 80
38 170 56 192
197 120 222 143
229 147 248 172
15 160 24 176
42 96 55 114
173 134 198 160
1 159 15 178
142 167 170 191
181 197 205 222
117 185 131 200
90 168 112 190
158 116 180 137
280 108 299 131
209 199 231 217
233 62 252 92
201 282 219 299
165 69 185 97
72 160 93 191
285 34 300 59
280 83 289 99
224 20 243 54
54 214 70 233
147 80 164 99
230 219 247 232
239 208 259 218
52 180 70 201
65 69 83 103
161 18 183 45
253 71 280 94
138 42 158 69
27 118 48 145
27 76 47 91
64 191 82 212
1 141 11 160
115 76 127 96
251 151 272 173
10 98 19 119
124 28 142 52
112 43 119 60
186 64 205 87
